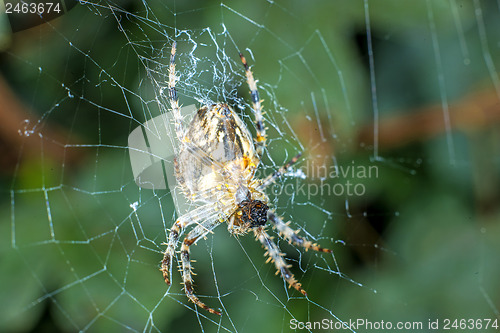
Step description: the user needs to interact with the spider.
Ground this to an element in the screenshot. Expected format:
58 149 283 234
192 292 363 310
160 41 332 315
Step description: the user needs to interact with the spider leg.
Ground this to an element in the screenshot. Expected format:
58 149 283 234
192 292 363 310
258 152 302 190
239 52 266 159
161 204 218 285
267 210 332 253
254 227 306 295
180 219 223 315
168 41 185 142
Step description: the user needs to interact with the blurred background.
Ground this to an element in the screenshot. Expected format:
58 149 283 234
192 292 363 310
1 0 499 332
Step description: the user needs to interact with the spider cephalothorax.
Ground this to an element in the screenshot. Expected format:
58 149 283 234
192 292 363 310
238 199 269 227
227 198 269 236
160 41 332 316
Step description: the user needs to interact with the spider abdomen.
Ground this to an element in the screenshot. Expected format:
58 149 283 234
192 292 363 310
175 103 258 202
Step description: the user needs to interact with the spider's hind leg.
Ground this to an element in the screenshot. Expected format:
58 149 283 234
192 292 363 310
239 53 266 159
168 41 185 142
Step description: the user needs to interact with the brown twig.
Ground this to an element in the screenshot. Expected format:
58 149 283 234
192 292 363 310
357 89 500 149
0 73 83 174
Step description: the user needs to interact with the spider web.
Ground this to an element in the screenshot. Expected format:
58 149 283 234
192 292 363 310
1 0 500 332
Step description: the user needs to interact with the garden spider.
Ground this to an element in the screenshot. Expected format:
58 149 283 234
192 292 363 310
160 41 331 315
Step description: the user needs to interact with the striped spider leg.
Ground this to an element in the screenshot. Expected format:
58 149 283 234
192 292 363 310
167 41 184 142
239 52 266 159
180 218 224 315
255 154 332 295
160 204 219 286
241 53 332 292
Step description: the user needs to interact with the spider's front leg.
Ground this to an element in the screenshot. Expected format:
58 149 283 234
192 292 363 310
160 204 217 285
254 212 332 296
267 210 332 253
161 220 182 285
254 227 307 295
180 219 222 315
